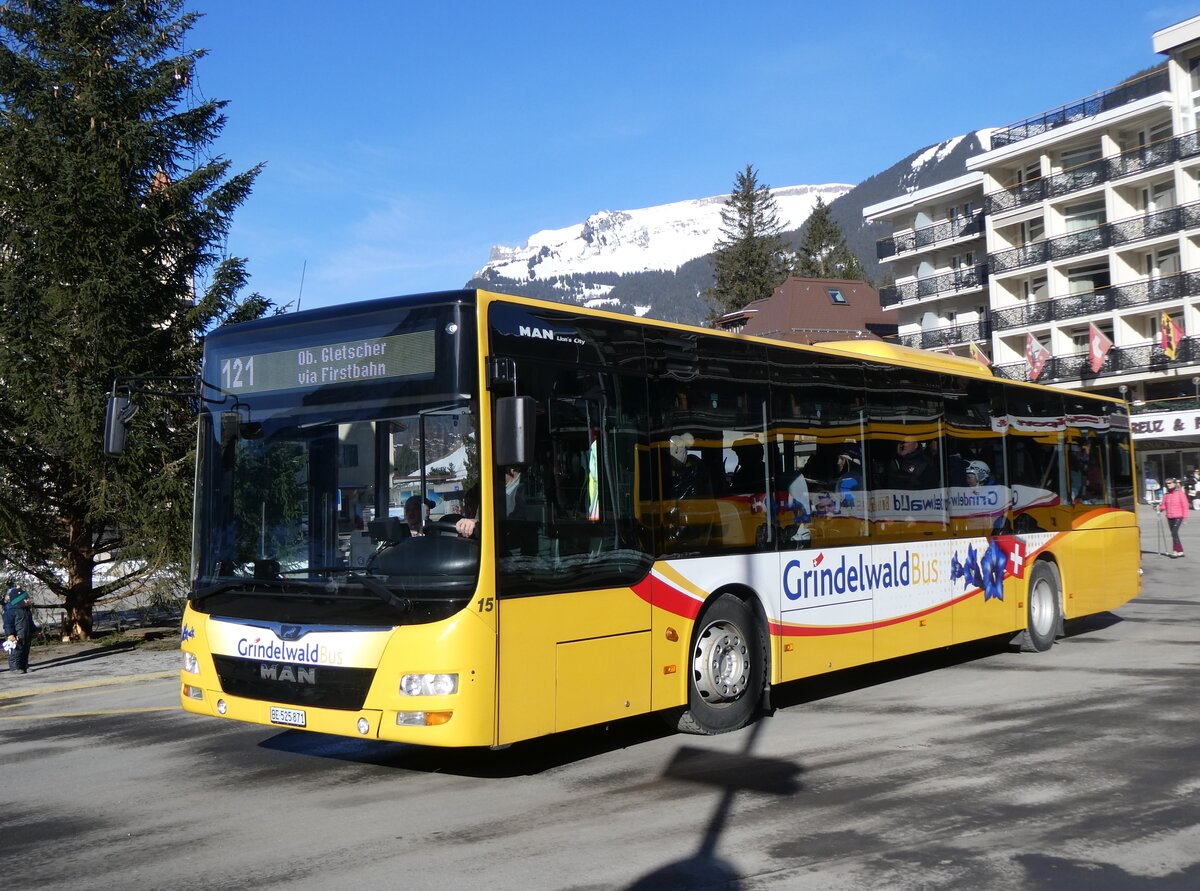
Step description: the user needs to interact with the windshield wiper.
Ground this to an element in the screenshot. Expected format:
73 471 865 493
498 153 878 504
279 567 412 615
192 577 298 605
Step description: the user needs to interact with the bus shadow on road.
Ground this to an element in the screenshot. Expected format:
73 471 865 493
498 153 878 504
257 712 683 778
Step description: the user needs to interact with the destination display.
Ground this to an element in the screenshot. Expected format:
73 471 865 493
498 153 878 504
214 328 435 395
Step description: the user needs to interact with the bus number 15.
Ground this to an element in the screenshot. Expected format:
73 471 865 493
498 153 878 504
221 356 254 390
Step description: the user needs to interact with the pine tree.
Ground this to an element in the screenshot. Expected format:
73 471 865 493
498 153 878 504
795 196 868 281
707 164 789 319
0 0 270 638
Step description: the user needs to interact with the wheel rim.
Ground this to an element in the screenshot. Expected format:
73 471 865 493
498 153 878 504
692 619 751 703
1030 576 1055 637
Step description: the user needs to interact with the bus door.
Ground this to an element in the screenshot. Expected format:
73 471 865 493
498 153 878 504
492 362 653 743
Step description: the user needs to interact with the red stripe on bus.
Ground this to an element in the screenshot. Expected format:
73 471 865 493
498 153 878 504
633 574 703 620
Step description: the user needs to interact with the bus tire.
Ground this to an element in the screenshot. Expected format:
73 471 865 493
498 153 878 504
1019 561 1060 653
676 593 765 735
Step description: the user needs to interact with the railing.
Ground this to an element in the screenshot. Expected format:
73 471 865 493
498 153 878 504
1129 394 1200 414
990 69 1169 149
879 263 989 307
989 271 1200 331
986 130 1200 214
989 199 1200 275
899 318 990 350
991 335 1200 384
876 211 986 260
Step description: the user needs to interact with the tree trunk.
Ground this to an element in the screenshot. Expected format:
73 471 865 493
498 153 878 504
64 517 96 641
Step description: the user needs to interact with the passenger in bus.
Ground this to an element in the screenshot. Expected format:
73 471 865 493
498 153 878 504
965 459 992 488
887 437 935 490
668 433 706 499
833 445 862 506
728 439 765 494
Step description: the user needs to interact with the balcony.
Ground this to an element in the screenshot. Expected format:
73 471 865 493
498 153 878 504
986 130 1200 215
990 69 1169 150
899 318 990 350
876 211 986 260
991 335 1199 384
989 200 1200 275
879 263 988 307
989 271 1200 331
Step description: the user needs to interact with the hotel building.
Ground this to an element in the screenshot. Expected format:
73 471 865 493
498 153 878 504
865 14 1200 489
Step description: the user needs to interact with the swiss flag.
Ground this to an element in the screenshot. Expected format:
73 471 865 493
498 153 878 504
1088 322 1112 373
1025 333 1050 382
995 537 1027 579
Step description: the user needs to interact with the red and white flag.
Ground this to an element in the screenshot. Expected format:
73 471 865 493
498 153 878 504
1025 333 1050 381
1088 322 1112 373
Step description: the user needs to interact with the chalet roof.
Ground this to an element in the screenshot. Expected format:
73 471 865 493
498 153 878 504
717 277 897 345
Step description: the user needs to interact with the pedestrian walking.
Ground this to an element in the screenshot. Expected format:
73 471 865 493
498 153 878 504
3 586 35 673
1158 478 1189 558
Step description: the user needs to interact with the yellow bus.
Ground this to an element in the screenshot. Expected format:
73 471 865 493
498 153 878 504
170 288 1140 745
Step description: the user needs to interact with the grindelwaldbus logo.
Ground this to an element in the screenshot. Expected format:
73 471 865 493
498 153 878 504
783 549 940 601
236 636 345 666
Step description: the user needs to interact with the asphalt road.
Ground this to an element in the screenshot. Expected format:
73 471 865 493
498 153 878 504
1 507 1196 890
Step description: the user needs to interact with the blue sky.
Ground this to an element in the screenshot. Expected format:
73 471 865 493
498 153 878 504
187 1 1195 311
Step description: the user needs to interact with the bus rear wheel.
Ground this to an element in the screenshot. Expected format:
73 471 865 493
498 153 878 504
676 593 765 735
1020 561 1060 653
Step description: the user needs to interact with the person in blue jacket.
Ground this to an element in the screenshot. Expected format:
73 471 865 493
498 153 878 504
833 445 863 507
3 587 34 674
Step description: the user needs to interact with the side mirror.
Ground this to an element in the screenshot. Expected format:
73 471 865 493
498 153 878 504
494 396 536 466
103 394 137 457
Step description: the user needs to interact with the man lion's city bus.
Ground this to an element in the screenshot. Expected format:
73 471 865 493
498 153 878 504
164 288 1140 746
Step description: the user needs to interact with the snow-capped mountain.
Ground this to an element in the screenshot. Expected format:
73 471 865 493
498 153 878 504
480 184 852 280
472 184 851 313
467 131 988 325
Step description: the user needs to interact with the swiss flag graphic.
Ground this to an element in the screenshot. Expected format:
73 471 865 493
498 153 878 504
995 537 1027 579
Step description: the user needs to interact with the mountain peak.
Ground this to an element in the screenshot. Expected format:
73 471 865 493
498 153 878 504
476 183 853 284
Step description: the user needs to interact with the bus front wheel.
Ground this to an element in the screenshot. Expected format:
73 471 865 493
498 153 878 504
676 593 765 735
1020 561 1060 653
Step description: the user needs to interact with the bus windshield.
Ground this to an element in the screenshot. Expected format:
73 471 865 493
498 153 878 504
191 300 480 626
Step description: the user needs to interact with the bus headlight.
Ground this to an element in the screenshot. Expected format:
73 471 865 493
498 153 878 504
182 651 200 674
399 673 458 696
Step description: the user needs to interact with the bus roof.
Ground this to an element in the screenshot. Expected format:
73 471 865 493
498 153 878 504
803 339 995 380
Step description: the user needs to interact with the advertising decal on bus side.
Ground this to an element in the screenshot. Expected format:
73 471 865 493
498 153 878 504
636 532 1052 634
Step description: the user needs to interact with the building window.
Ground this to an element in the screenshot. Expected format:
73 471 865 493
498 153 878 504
1067 262 1110 295
1145 247 1180 278
1063 198 1106 233
1150 120 1173 144
1142 179 1176 213
827 288 846 304
1060 142 1102 172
